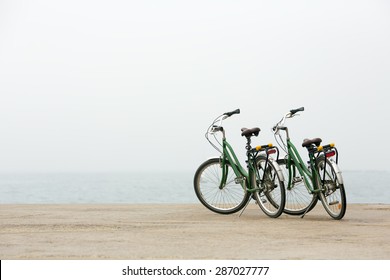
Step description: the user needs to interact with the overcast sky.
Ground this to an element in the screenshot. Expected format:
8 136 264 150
0 0 389 172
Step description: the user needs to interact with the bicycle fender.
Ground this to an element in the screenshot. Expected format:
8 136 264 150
329 159 344 185
270 158 285 182
206 156 220 161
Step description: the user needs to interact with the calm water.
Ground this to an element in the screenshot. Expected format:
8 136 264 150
0 170 389 204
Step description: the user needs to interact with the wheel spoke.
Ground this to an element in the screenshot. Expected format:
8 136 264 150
316 157 346 219
194 159 249 214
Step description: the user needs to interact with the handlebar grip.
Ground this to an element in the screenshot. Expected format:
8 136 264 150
224 108 240 117
290 107 304 115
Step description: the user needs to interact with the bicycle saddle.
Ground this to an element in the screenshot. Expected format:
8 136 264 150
302 138 322 148
241 127 260 138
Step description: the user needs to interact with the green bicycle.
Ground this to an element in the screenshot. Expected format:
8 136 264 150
273 107 347 219
194 109 286 218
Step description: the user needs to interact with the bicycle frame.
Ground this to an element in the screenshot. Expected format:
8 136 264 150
219 137 277 194
285 139 322 194
275 112 323 195
219 138 254 192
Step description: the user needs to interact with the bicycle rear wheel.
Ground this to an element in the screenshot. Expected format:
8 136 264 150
316 156 347 220
194 158 250 214
278 159 318 215
252 156 285 218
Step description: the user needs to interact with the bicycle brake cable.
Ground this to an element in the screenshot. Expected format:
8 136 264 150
204 114 224 154
275 133 288 154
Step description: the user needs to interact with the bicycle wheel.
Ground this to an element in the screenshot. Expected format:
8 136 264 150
194 158 250 214
316 156 347 220
252 156 285 218
278 159 318 215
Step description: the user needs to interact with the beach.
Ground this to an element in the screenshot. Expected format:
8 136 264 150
0 203 389 259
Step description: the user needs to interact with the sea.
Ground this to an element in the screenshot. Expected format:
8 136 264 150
0 170 389 204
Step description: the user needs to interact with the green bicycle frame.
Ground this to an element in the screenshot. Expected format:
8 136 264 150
219 139 260 193
286 139 322 194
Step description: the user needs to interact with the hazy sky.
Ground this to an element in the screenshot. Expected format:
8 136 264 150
0 0 389 172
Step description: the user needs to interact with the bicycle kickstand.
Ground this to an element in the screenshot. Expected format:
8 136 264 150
301 196 318 219
238 195 254 218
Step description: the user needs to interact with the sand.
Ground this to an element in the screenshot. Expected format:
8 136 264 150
0 203 389 259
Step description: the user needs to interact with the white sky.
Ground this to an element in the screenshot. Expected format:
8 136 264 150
0 0 389 172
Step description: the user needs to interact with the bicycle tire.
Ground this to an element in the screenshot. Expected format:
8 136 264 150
278 159 318 215
316 156 347 220
252 156 285 218
194 158 250 214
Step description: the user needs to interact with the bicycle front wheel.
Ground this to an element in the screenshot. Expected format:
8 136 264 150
252 156 285 218
278 159 318 215
194 158 250 214
316 156 347 220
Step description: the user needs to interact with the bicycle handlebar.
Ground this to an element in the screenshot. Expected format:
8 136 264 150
206 109 240 150
273 106 305 134
224 108 240 117
208 108 240 135
290 107 304 115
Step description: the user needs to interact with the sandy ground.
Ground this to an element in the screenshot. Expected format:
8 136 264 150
0 203 389 260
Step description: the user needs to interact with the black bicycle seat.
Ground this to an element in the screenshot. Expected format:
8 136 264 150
241 127 260 138
302 138 322 148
